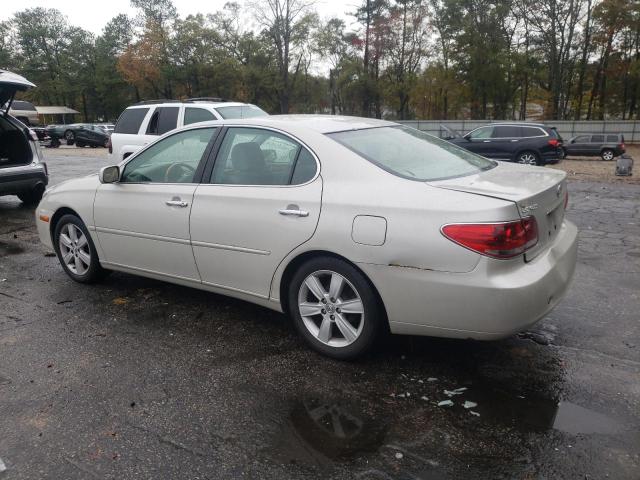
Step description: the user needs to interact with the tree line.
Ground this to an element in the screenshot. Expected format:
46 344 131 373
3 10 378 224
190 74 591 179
0 0 638 122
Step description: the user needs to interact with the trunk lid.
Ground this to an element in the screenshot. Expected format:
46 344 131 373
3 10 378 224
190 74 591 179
0 70 36 112
429 162 567 260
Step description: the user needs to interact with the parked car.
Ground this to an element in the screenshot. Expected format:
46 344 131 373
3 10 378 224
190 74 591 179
36 115 577 359
109 99 268 161
563 133 625 161
73 124 111 148
9 99 39 126
0 70 48 205
45 123 81 146
442 123 564 165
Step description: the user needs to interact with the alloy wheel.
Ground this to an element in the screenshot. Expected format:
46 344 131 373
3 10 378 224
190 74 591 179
58 223 91 275
517 153 538 165
602 150 614 161
297 270 365 347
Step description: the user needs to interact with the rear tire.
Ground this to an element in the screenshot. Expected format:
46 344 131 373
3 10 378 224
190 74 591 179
17 185 45 206
53 214 108 284
288 256 384 360
516 150 541 166
601 149 614 161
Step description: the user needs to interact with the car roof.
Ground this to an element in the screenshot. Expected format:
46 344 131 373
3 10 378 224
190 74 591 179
190 114 397 134
126 101 258 109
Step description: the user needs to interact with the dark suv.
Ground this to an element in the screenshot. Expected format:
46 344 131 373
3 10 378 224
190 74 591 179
443 123 563 166
564 134 625 161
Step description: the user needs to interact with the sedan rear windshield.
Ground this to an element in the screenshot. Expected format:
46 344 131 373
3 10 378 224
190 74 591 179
216 105 268 119
328 126 495 181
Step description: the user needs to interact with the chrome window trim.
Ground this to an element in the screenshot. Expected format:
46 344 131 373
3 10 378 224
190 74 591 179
466 124 549 140
203 124 321 188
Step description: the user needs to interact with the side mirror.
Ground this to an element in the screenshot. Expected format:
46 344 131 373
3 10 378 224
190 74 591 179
99 165 120 184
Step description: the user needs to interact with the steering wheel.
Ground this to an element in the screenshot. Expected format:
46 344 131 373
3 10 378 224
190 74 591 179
164 163 196 183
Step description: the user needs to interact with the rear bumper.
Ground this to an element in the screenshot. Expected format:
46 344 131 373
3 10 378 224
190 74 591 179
358 220 578 340
0 164 48 195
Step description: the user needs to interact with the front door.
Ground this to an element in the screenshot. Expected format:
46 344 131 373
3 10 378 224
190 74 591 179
464 125 496 158
93 126 218 280
190 126 322 298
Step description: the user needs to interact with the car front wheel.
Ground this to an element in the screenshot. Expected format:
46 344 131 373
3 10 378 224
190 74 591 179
601 149 614 161
54 214 107 283
516 151 541 166
64 130 75 145
288 257 384 360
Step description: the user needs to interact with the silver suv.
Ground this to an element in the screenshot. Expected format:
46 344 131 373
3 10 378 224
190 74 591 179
109 99 268 161
0 70 48 205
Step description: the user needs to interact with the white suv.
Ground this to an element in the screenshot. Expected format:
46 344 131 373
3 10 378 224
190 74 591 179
109 99 268 161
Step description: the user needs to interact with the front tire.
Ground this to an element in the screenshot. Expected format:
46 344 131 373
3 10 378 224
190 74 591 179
601 149 614 161
53 214 107 283
288 257 384 360
516 151 541 166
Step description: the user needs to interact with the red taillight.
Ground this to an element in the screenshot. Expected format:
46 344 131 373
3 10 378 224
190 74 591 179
548 138 560 147
107 137 112 154
442 217 538 259
621 143 625 151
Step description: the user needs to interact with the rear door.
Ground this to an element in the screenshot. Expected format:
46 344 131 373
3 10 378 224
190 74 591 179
589 135 605 155
490 125 522 159
190 126 322 298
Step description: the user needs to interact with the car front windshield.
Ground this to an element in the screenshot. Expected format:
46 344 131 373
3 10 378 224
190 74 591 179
328 125 495 181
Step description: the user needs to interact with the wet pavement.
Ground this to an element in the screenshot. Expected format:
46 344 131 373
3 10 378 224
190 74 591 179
0 151 639 479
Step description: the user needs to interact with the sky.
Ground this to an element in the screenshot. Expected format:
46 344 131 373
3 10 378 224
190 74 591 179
6 0 358 35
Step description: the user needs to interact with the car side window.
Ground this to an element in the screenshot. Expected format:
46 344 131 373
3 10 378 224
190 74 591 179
210 127 316 186
521 127 543 137
591 135 604 143
469 126 493 139
574 135 589 142
606 135 618 142
184 108 216 125
146 107 180 135
492 126 521 138
114 108 149 134
121 127 216 184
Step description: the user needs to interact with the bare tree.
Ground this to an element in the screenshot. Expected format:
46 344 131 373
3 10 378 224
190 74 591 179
249 0 315 113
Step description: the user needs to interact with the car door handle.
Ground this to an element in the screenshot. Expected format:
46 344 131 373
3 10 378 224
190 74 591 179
279 205 309 217
165 198 189 208
483 140 491 143
511 139 519 142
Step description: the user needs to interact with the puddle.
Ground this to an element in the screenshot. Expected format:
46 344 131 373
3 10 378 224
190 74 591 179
269 397 388 467
0 241 24 257
551 401 624 435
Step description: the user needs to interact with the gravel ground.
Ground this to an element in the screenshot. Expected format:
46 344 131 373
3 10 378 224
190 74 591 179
0 147 638 479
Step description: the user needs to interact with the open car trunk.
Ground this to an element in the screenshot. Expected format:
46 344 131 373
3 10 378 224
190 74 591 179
0 113 33 168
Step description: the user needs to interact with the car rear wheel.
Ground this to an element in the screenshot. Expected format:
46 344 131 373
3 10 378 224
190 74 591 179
17 184 45 206
76 141 85 148
288 257 384 359
601 149 614 161
516 151 540 166
53 214 108 284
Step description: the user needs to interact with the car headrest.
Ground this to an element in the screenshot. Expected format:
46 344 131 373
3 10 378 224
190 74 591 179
230 142 265 172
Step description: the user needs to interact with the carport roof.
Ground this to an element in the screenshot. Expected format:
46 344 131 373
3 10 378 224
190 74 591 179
35 106 79 115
